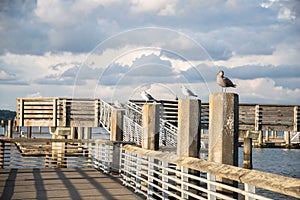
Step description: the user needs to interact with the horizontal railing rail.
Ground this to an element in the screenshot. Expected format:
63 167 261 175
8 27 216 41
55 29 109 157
16 98 102 127
0 138 114 172
15 98 299 132
121 144 300 200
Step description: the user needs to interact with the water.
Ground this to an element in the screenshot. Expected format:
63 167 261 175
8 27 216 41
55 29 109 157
238 147 300 200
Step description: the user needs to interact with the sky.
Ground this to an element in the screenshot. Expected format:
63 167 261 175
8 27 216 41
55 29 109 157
0 0 299 110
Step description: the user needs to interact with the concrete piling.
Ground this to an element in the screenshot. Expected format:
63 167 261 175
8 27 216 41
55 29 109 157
110 109 125 142
142 104 160 150
208 92 239 196
177 99 201 158
208 93 239 166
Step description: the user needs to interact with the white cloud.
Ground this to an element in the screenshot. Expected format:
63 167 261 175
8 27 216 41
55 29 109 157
236 78 300 104
278 7 296 21
130 0 176 15
0 70 15 80
0 0 299 109
213 43 300 68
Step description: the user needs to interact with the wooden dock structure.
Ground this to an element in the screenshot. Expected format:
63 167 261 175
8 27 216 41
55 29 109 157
0 168 142 200
0 95 299 199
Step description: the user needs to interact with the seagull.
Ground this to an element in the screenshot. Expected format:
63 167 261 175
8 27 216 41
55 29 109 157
141 90 157 103
217 70 236 92
181 85 197 98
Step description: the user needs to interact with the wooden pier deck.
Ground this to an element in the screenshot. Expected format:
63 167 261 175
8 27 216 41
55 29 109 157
0 168 142 200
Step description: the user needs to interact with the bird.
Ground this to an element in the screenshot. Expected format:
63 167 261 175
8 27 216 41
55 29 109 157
217 70 236 92
141 90 157 103
181 85 197 98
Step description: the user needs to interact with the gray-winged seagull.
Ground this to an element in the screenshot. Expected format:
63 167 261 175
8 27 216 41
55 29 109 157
217 70 236 92
141 90 157 103
181 85 197 98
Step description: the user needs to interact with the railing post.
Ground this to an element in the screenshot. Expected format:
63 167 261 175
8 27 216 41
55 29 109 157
0 141 4 169
208 93 239 196
142 104 160 150
265 130 269 141
177 99 201 157
161 161 169 199
207 173 216 200
53 98 57 127
255 105 263 147
244 137 253 169
245 183 256 200
7 120 13 138
285 131 291 148
27 126 32 138
110 109 125 141
294 106 299 132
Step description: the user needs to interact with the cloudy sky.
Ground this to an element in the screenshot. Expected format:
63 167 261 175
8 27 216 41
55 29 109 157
0 0 299 110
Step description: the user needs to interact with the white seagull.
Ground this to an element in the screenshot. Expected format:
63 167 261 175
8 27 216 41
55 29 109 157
141 90 157 103
181 85 197 98
217 70 236 92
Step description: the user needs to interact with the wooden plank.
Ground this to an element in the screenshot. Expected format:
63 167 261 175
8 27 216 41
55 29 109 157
0 168 141 200
24 114 53 119
24 120 53 127
23 110 53 114
23 106 53 110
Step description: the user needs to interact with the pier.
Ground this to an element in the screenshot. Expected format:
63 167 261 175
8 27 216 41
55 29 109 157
0 95 299 199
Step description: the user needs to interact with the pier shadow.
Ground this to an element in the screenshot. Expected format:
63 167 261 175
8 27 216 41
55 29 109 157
33 168 47 200
55 168 82 199
0 169 18 200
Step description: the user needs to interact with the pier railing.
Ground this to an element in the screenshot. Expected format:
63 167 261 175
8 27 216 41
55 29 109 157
0 138 114 171
1 138 299 199
127 100 300 132
16 98 101 127
15 98 299 134
121 145 300 200
125 101 178 147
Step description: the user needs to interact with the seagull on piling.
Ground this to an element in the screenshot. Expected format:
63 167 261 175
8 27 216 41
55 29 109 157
217 70 236 92
141 90 157 103
181 85 197 98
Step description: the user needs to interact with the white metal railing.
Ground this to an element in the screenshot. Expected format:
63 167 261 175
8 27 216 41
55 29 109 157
123 115 142 145
126 101 143 125
99 99 114 132
159 119 178 147
0 138 114 171
291 132 300 143
120 145 300 200
125 101 179 147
